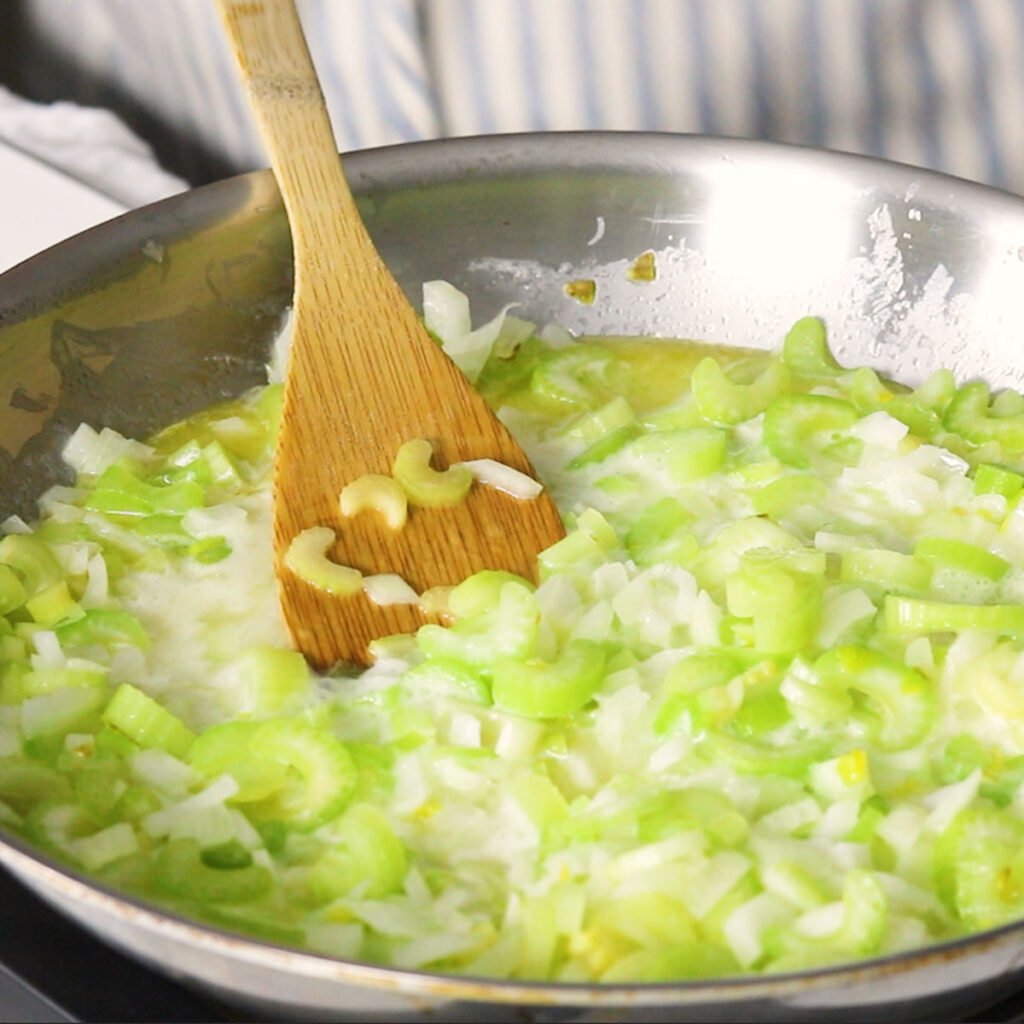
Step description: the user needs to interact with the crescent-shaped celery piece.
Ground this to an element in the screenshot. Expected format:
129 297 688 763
283 526 362 596
339 474 408 531
391 438 474 508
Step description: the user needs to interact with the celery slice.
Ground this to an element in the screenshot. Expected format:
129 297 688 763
56 609 150 650
154 838 272 904
914 537 1009 581
0 534 62 596
248 719 356 831
491 640 606 719
691 356 789 426
340 474 408 531
781 317 840 378
813 645 934 751
392 439 473 508
307 803 406 901
763 394 858 468
283 527 362 596
945 381 1024 452
102 683 195 758
885 596 1024 636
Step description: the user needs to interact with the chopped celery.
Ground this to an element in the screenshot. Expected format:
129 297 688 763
763 394 858 468
491 640 606 719
8 301 1024 981
248 719 356 831
102 683 195 758
945 381 1024 452
154 838 272 904
56 609 150 650
781 317 840 378
283 527 362 596
392 439 474 508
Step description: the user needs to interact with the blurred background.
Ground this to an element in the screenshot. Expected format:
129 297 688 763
0 0 1023 201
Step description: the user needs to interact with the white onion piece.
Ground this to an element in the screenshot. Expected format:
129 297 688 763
456 459 544 499
363 573 420 606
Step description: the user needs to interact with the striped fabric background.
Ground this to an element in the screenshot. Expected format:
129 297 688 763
16 0 1024 194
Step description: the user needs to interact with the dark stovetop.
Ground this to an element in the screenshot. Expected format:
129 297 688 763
4 864 1024 1024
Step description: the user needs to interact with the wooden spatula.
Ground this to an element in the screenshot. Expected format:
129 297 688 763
216 0 565 669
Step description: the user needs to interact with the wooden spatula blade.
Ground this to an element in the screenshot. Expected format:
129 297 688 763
218 0 566 669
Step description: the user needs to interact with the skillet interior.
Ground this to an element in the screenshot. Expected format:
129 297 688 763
3 132 1024 1020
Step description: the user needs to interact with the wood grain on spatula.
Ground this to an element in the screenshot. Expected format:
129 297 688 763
216 0 565 668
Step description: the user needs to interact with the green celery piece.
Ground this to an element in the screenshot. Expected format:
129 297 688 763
233 645 311 715
763 394 858 469
0 534 63 597
973 463 1024 500
934 734 989 786
25 581 83 627
133 514 191 548
934 808 1024 929
780 316 841 378
529 345 613 413
750 475 828 518
85 463 205 519
588 892 697 949
561 395 636 445
102 683 196 758
21 662 108 697
71 755 129 824
914 537 1009 581
491 640 606 719
476 335 547 411
0 565 26 617
726 559 823 655
154 838 272 904
637 787 749 847
188 720 290 802
248 718 356 831
979 755 1024 807
56 609 150 650
885 596 1024 636
729 671 790 738
841 366 895 411
392 439 473 508
201 839 253 870
625 497 692 562
417 581 539 667
567 424 641 469
508 774 570 829
654 649 747 735
447 570 534 618
914 368 958 413
813 645 935 751
699 517 804 594
945 381 1024 452
690 356 789 426
839 549 932 596
307 803 406 902
883 396 942 439
600 941 740 983
94 725 141 759
830 870 889 955
627 427 728 483
702 731 832 777
838 367 942 438
400 657 492 705
0 758 73 814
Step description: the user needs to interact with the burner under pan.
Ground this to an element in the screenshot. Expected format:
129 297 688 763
3 865 1024 1024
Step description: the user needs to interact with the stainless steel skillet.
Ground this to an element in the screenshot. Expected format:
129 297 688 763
2 132 1024 1021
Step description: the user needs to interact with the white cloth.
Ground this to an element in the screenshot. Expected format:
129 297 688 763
0 86 186 207
12 0 1024 194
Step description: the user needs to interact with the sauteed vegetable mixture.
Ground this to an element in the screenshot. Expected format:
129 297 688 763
4 287 1024 980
